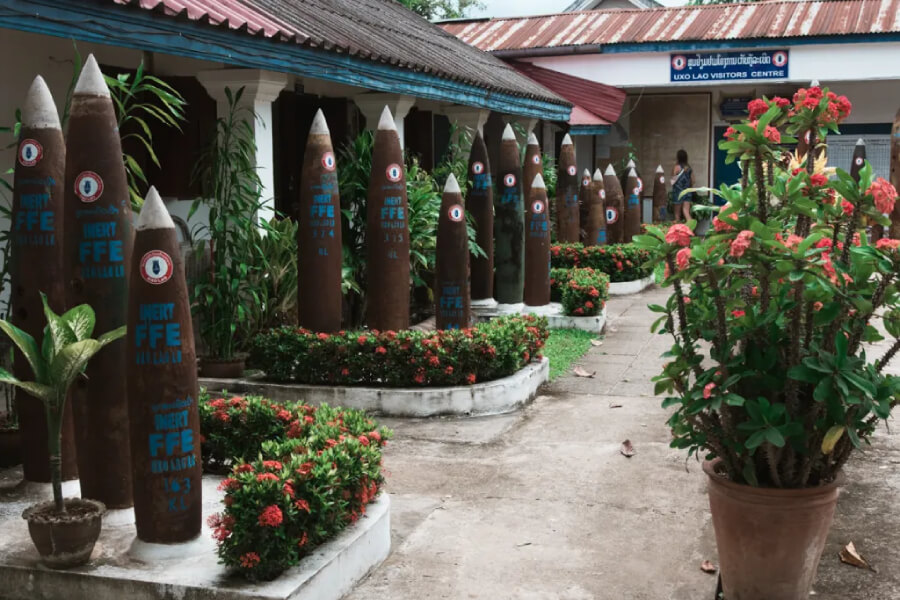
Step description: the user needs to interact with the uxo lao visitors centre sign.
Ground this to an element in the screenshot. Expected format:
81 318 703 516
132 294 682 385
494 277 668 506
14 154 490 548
670 50 789 82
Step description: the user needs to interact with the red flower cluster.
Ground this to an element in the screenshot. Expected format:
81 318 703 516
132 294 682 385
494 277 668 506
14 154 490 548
867 177 898 215
258 505 283 527
665 224 694 247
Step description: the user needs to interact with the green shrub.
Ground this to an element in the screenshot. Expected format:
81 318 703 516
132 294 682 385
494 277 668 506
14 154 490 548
205 401 390 580
247 315 549 387
551 242 652 282
551 268 609 316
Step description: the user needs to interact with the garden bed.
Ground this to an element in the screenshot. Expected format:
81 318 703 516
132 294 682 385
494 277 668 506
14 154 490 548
201 357 549 418
608 276 655 296
473 304 606 334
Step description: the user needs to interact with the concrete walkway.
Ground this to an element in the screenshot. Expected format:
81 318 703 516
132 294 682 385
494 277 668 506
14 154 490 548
346 286 900 600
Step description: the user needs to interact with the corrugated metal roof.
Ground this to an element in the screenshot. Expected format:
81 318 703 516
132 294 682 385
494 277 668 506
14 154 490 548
511 60 625 123
441 0 900 54
111 0 569 106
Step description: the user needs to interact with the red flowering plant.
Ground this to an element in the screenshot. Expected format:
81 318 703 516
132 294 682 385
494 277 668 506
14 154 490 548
208 403 390 581
635 87 900 488
550 267 609 317
550 242 652 282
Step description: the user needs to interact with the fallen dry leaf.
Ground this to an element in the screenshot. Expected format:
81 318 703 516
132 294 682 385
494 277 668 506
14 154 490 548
700 560 718 574
608 402 623 409
620 439 635 457
590 339 603 347
840 542 876 572
573 366 595 378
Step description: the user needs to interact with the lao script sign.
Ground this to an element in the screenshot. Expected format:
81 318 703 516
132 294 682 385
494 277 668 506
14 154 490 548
670 50 789 82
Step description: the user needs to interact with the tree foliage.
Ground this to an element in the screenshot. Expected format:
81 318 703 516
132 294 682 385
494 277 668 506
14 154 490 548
397 0 483 20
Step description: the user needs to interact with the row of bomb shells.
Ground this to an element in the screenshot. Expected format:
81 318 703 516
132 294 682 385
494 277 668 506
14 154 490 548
13 57 200 543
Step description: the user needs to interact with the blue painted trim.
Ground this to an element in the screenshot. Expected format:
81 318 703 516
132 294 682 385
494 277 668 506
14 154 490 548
569 125 610 136
601 33 900 54
0 0 571 120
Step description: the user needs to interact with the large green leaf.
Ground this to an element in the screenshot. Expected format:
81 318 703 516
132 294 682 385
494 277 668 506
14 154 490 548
49 339 102 390
40 293 77 362
60 304 96 342
0 320 45 382
0 367 53 404
97 325 127 347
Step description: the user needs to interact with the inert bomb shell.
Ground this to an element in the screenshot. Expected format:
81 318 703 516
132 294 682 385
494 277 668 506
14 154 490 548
623 168 642 242
12 76 78 482
298 109 342 332
435 174 470 330
366 107 410 331
891 109 900 239
556 134 580 242
584 168 607 247
603 164 626 244
652 165 668 223
467 132 494 301
524 174 551 308
64 55 134 508
494 124 525 305
522 132 542 206
127 187 201 543
851 139 866 183
578 169 592 244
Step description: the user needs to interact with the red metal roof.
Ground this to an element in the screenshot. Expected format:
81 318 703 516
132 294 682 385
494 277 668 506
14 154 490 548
510 61 624 123
440 0 900 54
110 0 569 106
568 104 609 127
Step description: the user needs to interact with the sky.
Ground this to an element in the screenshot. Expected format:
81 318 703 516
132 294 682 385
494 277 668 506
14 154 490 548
469 0 686 18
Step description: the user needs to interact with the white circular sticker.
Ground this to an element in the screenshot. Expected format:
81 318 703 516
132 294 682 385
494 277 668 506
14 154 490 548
504 174 516 187
773 51 788 68
18 139 42 167
472 161 485 175
448 204 464 222
567 165 577 176
600 189 606 200
532 200 545 214
636 177 644 193
659 176 665 184
633 187 640 196
672 55 687 70
606 207 619 224
140 250 173 285
854 157 864 166
582 176 591 187
386 163 403 182
75 171 104 203
531 155 541 165
321 152 336 171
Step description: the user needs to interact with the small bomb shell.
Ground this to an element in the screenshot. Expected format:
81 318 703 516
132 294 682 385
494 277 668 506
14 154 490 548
298 109 342 332
578 168 592 243
127 187 201 543
623 168 642 243
467 132 494 301
494 124 525 304
64 55 134 508
652 165 668 223
366 107 410 331
524 174 551 307
603 164 626 244
851 139 866 183
12 76 78 483
584 168 607 247
556 134 580 242
435 174 470 330
522 132 542 205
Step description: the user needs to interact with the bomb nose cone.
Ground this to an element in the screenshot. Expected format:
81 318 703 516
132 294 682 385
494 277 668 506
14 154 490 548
443 173 460 194
628 167 637 177
310 109 330 135
74 54 110 98
527 132 539 145
561 133 573 146
531 173 546 189
137 186 175 231
377 106 396 131
810 79 820 87
626 159 635 168
583 169 591 178
593 168 603 181
502 123 516 141
656 165 664 173
856 138 865 146
604 164 616 176
22 75 61 130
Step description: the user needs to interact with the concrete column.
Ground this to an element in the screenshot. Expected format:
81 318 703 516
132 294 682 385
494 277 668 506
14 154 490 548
197 69 288 224
542 121 557 158
442 105 489 140
355 94 415 149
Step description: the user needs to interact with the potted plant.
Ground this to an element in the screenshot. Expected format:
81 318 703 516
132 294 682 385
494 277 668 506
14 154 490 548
0 294 125 568
636 87 899 599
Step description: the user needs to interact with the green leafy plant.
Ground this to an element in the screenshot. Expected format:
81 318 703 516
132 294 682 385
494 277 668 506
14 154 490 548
0 114 21 425
551 242 652 282
551 267 609 317
636 87 900 488
248 314 548 387
240 217 298 344
0 295 124 510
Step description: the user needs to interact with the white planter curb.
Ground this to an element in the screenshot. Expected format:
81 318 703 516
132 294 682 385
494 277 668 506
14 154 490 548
608 276 654 296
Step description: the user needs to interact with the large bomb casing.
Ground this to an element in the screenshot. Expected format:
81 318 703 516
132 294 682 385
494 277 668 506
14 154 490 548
603 165 626 244
891 110 900 239
584 169 607 247
434 175 470 329
850 139 866 182
64 55 134 508
298 110 342 332
652 166 669 223
11 76 78 482
578 170 592 244
524 175 551 307
522 134 542 206
623 169 642 242
366 108 410 331
127 188 201 543
467 133 494 301
619 160 642 201
555 136 580 242
494 126 525 305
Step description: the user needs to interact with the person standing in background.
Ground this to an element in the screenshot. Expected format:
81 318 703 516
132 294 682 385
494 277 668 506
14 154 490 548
671 149 694 223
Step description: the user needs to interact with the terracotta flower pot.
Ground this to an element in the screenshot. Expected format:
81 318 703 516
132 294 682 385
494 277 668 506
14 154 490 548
0 428 22 467
199 356 246 379
703 460 842 600
22 498 106 568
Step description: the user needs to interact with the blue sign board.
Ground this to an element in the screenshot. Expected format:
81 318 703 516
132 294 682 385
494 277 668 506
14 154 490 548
670 50 789 83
